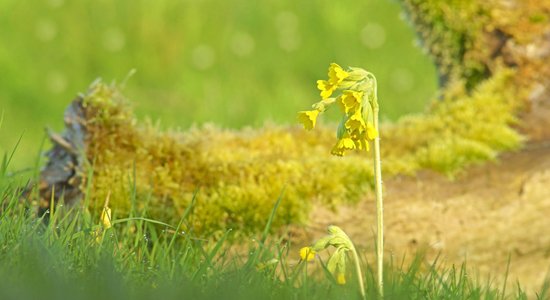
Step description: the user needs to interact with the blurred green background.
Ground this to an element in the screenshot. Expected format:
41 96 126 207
0 0 437 169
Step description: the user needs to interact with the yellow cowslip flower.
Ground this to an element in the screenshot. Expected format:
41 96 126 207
366 123 378 140
345 110 366 131
297 110 320 130
328 63 349 85
299 63 377 160
317 63 349 99
350 130 369 151
100 206 112 229
337 273 346 285
339 90 363 114
299 247 316 261
331 137 356 156
354 138 369 152
317 80 337 99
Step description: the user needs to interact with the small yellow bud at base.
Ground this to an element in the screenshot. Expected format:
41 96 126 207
100 206 112 229
299 247 316 261
337 273 346 285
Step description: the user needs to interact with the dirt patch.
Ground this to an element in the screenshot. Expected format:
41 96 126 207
297 142 550 293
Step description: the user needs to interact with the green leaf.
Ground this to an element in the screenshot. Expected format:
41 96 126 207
336 115 347 140
312 236 332 251
326 247 341 274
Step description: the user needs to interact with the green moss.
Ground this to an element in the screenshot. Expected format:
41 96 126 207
399 0 489 89
386 68 522 175
529 13 548 24
399 0 550 95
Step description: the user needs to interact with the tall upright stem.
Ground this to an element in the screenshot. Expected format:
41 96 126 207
372 81 384 298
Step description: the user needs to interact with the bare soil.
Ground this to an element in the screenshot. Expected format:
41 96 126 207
296 142 550 293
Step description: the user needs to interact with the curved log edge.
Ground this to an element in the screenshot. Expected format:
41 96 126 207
36 97 86 216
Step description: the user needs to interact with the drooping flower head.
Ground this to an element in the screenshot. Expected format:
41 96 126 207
298 62 378 156
299 225 357 286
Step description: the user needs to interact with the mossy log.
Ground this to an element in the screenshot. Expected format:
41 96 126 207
400 0 550 139
35 0 550 236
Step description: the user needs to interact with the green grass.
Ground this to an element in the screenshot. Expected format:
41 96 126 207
1 146 548 300
0 0 437 168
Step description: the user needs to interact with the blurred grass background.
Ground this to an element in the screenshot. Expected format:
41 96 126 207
0 0 437 168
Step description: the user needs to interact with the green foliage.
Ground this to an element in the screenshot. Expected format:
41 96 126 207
1 178 546 299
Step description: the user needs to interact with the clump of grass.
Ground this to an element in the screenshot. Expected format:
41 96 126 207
2 148 548 299
0 184 544 299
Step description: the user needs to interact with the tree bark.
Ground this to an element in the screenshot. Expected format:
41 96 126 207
35 97 86 217
400 0 550 139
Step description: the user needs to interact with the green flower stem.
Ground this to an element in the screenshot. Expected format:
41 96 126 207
350 244 366 300
371 76 384 298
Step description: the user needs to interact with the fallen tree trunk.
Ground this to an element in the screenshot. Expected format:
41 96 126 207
32 70 521 235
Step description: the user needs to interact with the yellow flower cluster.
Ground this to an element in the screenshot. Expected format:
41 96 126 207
298 63 378 156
